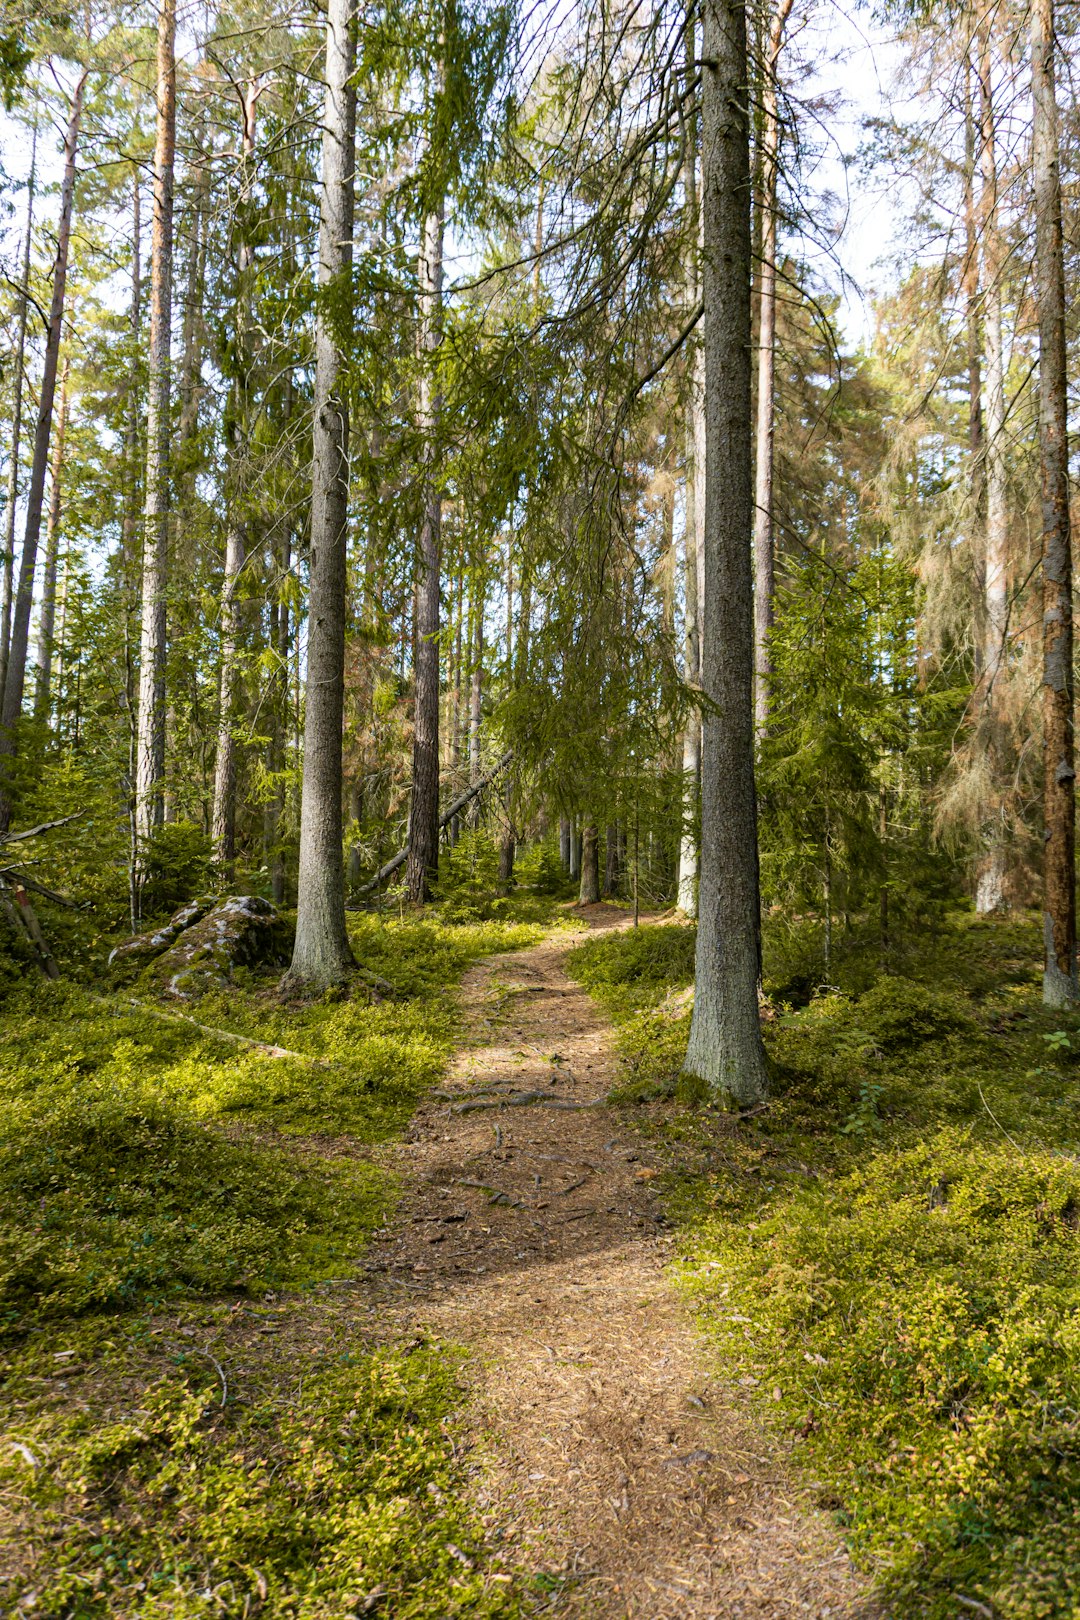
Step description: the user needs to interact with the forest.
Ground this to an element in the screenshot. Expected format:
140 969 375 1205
2 0 1080 1611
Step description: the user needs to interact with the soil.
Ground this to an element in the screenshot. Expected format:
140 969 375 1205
365 906 882 1619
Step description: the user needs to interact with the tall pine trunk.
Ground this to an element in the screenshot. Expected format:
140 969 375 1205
752 0 792 740
211 79 259 879
1032 0 1076 1006
682 0 770 1108
286 0 356 987
0 71 87 826
405 199 445 902
579 823 600 905
33 359 71 724
677 26 702 917
134 0 176 889
1 117 37 702
975 21 1009 913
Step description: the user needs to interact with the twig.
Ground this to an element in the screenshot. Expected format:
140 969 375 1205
91 994 336 1069
196 1347 229 1408
976 1082 1024 1155
0 811 82 847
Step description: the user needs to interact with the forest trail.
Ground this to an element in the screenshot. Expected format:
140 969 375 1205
365 909 878 1619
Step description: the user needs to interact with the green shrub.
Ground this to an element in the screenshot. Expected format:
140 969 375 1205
0 1092 386 1334
568 923 696 1005
5 1341 519 1617
140 821 214 917
683 1130 1080 1618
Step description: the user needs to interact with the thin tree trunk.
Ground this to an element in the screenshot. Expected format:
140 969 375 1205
0 71 87 826
405 197 445 902
560 815 571 870
604 822 620 895
286 0 356 988
752 0 792 741
268 525 291 906
33 359 71 724
677 33 703 918
211 522 246 875
682 0 770 1108
468 572 484 827
133 0 177 892
975 21 1008 914
579 822 600 905
1 116 37 703
963 56 984 629
1032 0 1077 1007
569 823 581 879
211 78 258 880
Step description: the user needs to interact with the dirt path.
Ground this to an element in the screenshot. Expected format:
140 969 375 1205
364 909 878 1619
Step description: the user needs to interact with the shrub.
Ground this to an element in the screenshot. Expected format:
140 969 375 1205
0 1092 386 1334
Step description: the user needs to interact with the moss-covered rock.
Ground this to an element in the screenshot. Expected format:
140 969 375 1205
109 895 293 997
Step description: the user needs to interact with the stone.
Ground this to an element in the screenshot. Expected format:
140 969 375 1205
109 894 293 998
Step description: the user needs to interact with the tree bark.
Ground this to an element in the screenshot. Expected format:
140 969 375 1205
682 0 770 1108
579 822 600 904
975 20 1008 914
677 27 703 918
752 0 792 742
604 822 620 895
32 358 71 724
1032 0 1076 1006
0 71 86 825
1 116 37 704
405 197 445 902
560 815 571 870
467 572 484 827
286 0 356 988
211 79 259 881
962 56 984 619
133 0 177 887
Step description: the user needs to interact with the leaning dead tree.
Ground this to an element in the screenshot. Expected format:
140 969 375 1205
354 751 515 899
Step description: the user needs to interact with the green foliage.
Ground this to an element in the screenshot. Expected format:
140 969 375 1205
3 1337 520 1617
141 821 213 918
0 1093 384 1336
570 911 1080 1616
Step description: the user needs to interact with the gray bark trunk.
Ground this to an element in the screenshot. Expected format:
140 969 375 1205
33 359 71 723
286 0 357 988
1032 0 1077 1006
1 117 37 703
405 199 445 902
682 0 770 1108
0 73 86 824
752 0 792 742
975 22 1008 914
579 823 600 905
134 0 176 876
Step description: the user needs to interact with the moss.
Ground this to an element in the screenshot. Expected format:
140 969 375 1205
569 911 1080 1618
2 1331 521 1617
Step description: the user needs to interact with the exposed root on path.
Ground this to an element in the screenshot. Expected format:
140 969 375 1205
367 905 881 1619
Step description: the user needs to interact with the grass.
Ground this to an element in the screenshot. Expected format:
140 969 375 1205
0 901 544 1616
567 909 1080 1620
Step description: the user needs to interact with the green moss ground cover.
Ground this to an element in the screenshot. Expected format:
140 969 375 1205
568 912 1080 1620
0 906 543 1615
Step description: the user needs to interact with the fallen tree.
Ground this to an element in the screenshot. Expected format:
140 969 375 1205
351 750 514 900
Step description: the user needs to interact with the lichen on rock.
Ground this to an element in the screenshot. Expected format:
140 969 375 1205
109 895 293 998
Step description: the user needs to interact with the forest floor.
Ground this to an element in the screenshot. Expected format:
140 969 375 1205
365 905 875 1618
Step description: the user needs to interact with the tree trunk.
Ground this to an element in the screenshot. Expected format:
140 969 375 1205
560 815 571 870
604 822 620 895
682 0 770 1108
267 524 291 907
579 823 600 904
1 116 37 703
569 823 581 879
467 573 484 827
975 21 1009 914
211 522 246 876
1032 0 1077 1007
133 0 177 890
405 198 445 903
286 0 357 988
677 35 703 918
963 56 984 619
752 0 792 742
0 71 87 826
32 359 71 724
211 80 258 881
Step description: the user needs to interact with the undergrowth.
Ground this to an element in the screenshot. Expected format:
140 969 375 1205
569 910 1080 1620
1 903 541 1613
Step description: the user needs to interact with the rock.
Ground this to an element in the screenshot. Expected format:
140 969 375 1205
107 897 215 973
109 895 293 997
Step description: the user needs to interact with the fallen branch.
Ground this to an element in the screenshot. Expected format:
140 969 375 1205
92 994 336 1068
0 811 83 847
449 1091 604 1114
351 751 514 899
